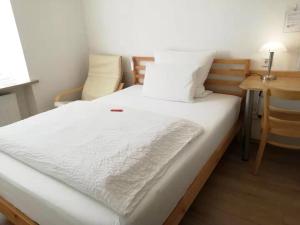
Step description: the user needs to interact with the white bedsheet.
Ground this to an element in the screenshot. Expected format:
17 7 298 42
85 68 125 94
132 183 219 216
0 85 241 225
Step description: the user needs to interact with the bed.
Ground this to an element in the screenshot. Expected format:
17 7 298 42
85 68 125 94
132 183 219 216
0 57 250 225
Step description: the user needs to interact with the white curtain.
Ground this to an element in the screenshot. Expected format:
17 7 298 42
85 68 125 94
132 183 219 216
0 0 30 88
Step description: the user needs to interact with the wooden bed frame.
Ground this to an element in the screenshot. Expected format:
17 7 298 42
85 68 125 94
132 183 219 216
0 57 250 225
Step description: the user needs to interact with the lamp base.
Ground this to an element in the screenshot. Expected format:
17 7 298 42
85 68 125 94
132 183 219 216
261 74 277 81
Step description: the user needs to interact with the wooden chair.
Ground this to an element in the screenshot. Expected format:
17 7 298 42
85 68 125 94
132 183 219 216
253 87 300 174
54 54 124 107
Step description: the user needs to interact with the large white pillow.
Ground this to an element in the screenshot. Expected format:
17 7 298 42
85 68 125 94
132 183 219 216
155 50 216 97
142 63 198 102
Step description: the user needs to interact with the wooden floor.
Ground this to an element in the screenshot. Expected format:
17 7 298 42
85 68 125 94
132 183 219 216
180 141 300 225
1 141 299 225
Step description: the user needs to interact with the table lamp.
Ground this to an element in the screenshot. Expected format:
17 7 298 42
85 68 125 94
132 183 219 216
260 41 287 81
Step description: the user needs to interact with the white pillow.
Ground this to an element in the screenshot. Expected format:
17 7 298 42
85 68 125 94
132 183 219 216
142 63 198 102
155 50 216 97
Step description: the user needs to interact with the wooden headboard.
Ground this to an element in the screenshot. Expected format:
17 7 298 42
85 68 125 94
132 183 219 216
132 57 250 98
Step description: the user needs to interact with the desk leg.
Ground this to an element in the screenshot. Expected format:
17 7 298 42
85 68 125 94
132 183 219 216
242 90 254 161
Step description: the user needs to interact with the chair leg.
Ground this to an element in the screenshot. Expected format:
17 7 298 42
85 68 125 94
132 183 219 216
253 131 268 175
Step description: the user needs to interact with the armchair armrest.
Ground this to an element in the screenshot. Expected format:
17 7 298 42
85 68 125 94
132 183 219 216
117 83 124 91
54 86 83 102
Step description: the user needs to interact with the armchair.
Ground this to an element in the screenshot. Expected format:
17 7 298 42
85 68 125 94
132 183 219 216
54 54 124 107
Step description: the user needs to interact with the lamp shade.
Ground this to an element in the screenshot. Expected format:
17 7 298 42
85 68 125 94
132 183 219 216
260 41 287 52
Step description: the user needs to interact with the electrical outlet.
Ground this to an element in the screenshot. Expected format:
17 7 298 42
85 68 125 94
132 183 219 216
262 58 269 68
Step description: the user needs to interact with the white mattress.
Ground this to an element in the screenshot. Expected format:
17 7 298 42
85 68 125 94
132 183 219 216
0 85 241 225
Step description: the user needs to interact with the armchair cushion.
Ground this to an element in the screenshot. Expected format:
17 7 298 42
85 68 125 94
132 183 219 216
82 55 122 100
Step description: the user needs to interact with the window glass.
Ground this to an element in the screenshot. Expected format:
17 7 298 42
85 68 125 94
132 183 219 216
0 0 30 88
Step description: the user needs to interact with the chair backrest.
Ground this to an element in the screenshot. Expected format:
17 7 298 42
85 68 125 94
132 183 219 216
82 54 122 100
263 88 300 145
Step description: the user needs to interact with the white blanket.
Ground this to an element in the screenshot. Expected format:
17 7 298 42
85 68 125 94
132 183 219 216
0 101 203 215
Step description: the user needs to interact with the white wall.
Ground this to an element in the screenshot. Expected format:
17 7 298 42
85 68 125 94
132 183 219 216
11 0 89 112
8 0 300 112
83 0 300 84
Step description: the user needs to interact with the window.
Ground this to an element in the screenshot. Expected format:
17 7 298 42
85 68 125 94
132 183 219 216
0 0 30 89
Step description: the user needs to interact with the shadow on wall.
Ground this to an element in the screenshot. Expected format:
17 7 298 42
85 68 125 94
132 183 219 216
0 85 38 126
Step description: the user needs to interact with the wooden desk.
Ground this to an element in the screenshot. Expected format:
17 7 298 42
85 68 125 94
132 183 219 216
239 75 300 160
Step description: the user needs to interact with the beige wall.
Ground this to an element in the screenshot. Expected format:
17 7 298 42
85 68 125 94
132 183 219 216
82 0 300 85
11 0 89 112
